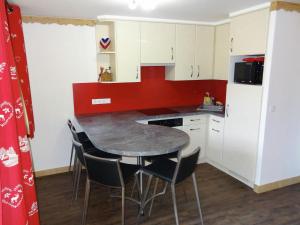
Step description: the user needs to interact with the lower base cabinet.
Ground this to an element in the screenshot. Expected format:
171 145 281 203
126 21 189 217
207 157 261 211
206 115 224 165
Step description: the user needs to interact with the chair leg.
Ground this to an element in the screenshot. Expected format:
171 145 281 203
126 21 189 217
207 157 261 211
171 184 179 225
148 178 159 216
75 164 82 200
72 154 78 183
82 178 91 225
192 173 204 225
131 175 137 198
140 175 153 215
72 161 80 201
122 187 125 225
69 143 74 172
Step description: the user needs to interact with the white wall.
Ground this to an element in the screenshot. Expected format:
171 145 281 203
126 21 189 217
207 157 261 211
256 10 300 185
23 23 97 171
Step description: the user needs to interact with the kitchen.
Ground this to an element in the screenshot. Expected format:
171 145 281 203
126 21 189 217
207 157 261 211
1 0 300 225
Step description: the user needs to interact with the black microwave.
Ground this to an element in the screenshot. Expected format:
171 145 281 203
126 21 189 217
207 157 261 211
234 62 264 85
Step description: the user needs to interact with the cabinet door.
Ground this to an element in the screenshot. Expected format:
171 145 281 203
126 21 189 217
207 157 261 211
214 23 230 80
230 8 269 55
207 116 224 164
174 24 196 80
195 26 215 80
182 124 206 161
141 22 175 64
223 84 262 182
115 21 140 82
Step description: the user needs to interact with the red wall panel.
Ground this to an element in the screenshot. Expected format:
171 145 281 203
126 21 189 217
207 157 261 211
73 67 227 116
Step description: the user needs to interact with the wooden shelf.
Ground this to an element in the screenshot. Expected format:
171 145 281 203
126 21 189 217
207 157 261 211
97 51 116 54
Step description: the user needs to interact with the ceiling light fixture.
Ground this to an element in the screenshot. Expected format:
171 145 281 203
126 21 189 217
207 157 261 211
128 0 157 11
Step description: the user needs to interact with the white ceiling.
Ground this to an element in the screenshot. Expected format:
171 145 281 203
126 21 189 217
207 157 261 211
8 0 300 22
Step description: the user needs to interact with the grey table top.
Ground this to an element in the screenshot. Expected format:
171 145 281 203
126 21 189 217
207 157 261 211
75 106 224 157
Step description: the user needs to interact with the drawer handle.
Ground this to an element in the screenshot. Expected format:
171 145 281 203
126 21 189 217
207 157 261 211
190 128 201 131
212 128 220 133
212 119 220 123
190 119 201 122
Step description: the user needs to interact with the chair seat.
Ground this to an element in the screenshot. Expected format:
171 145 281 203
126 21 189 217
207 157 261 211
120 163 140 184
77 131 89 142
88 148 121 159
142 158 177 183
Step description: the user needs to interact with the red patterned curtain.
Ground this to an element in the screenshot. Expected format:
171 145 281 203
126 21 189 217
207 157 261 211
0 1 40 225
7 4 35 138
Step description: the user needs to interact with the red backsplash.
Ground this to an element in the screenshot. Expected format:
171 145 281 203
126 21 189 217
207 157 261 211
73 67 227 116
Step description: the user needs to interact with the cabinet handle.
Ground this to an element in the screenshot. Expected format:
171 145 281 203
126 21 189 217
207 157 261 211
136 66 139 79
191 65 194 78
197 65 200 78
212 128 220 133
230 37 234 53
171 47 174 60
212 119 220 123
190 128 201 131
190 119 201 122
226 104 229 117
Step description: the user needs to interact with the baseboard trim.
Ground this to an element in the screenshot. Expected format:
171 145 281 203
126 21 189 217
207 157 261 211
34 166 70 177
254 176 300 193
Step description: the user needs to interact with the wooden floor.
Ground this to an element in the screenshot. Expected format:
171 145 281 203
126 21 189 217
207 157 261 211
36 163 300 225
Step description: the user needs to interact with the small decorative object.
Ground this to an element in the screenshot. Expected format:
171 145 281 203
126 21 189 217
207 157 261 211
203 92 213 106
99 66 113 82
100 37 111 50
98 67 104 82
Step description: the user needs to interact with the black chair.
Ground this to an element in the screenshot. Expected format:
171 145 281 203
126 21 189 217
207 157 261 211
69 125 120 200
141 147 204 225
67 119 90 172
79 145 140 225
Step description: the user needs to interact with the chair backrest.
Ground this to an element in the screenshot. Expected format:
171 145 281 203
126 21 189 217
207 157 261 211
67 119 73 130
173 147 201 184
70 125 80 142
83 153 124 188
73 139 86 165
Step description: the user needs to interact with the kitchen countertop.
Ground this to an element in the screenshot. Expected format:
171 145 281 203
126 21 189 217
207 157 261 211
76 106 224 157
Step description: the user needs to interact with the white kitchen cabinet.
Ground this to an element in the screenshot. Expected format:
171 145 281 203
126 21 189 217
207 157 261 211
166 24 196 80
141 22 176 64
207 115 224 165
182 115 207 161
214 23 230 80
115 21 141 82
223 84 262 183
195 25 215 80
230 8 269 56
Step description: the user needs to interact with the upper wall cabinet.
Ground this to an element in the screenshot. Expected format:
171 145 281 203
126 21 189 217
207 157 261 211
195 25 215 80
166 25 215 81
141 22 176 64
214 23 230 80
166 24 196 81
230 8 270 56
115 21 141 82
96 21 140 83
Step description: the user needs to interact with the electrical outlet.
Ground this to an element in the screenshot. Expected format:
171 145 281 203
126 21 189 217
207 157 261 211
92 98 111 105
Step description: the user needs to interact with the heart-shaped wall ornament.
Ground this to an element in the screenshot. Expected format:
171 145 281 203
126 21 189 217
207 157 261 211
100 37 111 50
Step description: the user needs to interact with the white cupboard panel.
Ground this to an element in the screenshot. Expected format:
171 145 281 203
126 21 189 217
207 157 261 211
195 26 215 80
223 84 262 182
230 8 269 55
141 22 176 64
166 24 196 80
214 23 230 80
115 21 141 82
